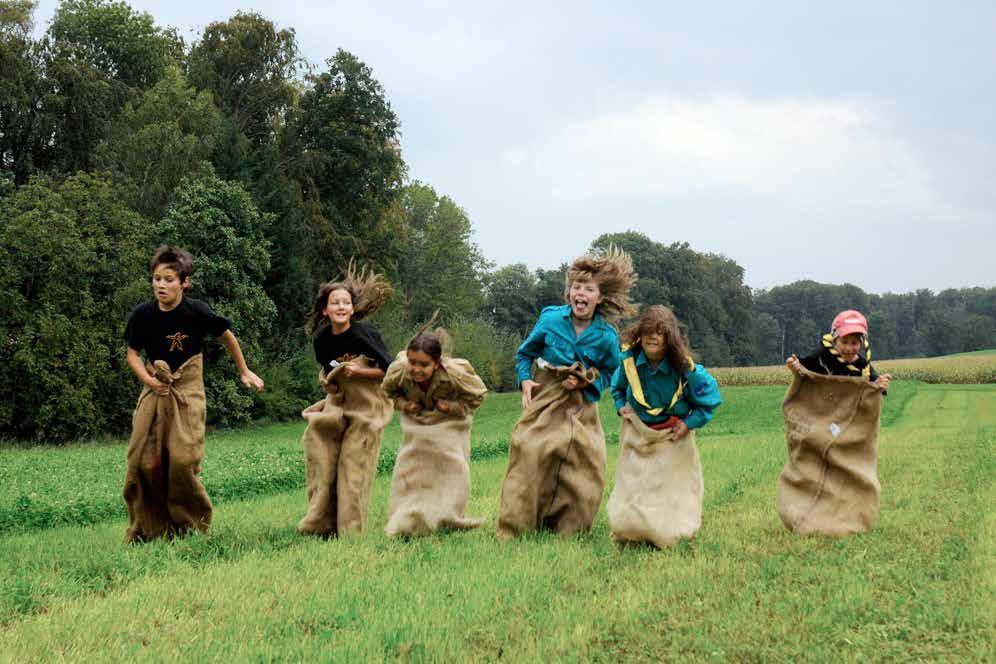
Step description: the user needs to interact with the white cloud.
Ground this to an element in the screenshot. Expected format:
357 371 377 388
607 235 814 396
518 95 935 210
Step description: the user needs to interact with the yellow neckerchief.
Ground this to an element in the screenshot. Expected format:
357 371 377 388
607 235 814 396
621 344 695 416
822 334 871 378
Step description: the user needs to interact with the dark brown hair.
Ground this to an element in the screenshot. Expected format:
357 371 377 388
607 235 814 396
151 245 194 284
564 245 638 322
307 260 393 335
620 305 694 372
406 310 451 363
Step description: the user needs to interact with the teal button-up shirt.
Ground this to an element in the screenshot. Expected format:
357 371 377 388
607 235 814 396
610 348 722 429
515 305 620 403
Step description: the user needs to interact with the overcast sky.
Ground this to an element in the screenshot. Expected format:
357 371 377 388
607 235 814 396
33 1 996 293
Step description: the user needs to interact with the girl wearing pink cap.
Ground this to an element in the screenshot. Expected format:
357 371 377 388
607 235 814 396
786 310 891 392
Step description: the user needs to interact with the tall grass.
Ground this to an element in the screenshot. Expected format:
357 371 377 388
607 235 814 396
712 353 996 386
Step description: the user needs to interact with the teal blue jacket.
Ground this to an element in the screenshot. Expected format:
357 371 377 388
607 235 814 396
610 347 722 429
515 305 621 403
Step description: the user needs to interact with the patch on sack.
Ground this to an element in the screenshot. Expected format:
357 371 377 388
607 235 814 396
829 422 841 439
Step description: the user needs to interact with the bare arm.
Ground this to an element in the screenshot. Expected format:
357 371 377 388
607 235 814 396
219 330 264 392
126 347 168 395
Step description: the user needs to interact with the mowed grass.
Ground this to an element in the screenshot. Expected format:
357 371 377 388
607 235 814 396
0 392 528 535
0 383 913 536
2 381 993 660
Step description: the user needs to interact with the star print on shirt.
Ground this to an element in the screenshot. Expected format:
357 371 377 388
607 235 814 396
165 331 188 352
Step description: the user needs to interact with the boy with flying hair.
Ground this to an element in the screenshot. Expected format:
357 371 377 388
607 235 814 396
497 246 637 539
122 245 264 541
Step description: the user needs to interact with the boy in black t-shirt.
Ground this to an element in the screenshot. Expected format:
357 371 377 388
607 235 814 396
124 247 264 392
121 246 263 541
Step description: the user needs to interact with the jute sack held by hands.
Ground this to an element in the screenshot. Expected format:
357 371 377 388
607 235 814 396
384 355 487 537
497 362 606 540
297 355 392 537
123 354 210 541
607 412 703 547
777 369 882 536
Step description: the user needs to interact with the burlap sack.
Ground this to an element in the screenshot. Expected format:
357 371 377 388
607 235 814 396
497 362 607 540
384 410 484 537
383 355 487 537
122 354 211 541
297 355 393 537
777 369 882 536
607 412 703 547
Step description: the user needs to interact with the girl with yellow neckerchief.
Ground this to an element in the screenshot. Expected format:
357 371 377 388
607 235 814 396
606 305 720 548
610 305 721 438
786 309 891 393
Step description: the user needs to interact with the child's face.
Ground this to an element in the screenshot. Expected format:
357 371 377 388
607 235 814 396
152 264 188 310
324 288 354 328
642 330 667 361
834 333 863 362
407 349 438 383
569 279 604 321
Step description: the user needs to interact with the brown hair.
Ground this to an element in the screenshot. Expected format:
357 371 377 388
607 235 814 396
307 259 394 334
621 305 694 372
406 310 451 363
564 245 637 322
151 245 194 284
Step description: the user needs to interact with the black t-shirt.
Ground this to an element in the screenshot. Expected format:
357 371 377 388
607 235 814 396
124 297 232 371
799 346 880 382
313 321 392 371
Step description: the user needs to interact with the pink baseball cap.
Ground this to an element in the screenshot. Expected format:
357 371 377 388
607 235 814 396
831 310 868 338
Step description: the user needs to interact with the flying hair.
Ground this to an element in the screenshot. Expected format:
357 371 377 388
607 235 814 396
564 245 638 322
407 310 452 363
307 259 394 334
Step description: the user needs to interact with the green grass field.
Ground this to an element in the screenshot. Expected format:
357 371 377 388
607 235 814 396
1 381 993 661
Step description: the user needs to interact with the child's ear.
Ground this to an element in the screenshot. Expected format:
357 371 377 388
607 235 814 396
181 277 191 291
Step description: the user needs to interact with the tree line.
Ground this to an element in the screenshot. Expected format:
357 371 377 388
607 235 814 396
1 1 993 442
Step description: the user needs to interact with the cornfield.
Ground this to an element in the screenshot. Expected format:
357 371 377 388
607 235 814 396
712 353 996 386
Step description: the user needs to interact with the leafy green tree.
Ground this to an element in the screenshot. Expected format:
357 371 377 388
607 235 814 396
156 174 277 426
95 66 221 219
484 264 539 336
751 311 782 365
188 11 299 148
867 310 899 359
0 0 34 32
395 182 490 324
592 232 753 366
960 314 995 352
0 1 58 182
186 12 317 351
41 0 182 174
535 265 568 309
295 49 406 284
48 0 182 90
0 173 149 441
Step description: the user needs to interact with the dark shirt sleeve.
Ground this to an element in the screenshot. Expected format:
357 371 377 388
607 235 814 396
313 328 329 369
123 304 146 351
357 324 393 371
798 349 826 374
190 299 232 337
